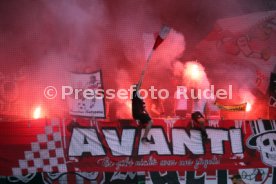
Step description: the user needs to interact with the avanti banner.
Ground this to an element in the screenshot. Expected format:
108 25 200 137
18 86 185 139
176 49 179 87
0 118 276 183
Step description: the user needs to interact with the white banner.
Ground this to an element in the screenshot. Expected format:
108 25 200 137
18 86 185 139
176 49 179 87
68 70 105 118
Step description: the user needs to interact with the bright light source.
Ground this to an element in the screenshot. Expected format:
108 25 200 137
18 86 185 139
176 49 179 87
190 64 201 80
33 106 41 119
184 62 203 81
246 102 252 112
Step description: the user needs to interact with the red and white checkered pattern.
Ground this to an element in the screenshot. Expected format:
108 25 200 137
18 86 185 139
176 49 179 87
12 119 67 175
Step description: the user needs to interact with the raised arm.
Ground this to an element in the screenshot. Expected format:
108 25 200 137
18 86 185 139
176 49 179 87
136 70 145 92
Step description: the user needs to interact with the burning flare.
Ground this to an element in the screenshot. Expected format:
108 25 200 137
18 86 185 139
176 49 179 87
182 61 208 89
33 106 42 119
246 102 252 112
190 64 201 80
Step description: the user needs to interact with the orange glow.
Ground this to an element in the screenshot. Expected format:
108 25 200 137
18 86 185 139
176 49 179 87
190 64 201 80
184 62 203 81
246 102 252 112
126 100 132 111
33 106 42 119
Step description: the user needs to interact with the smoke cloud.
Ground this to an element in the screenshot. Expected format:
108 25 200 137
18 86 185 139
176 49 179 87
0 0 274 119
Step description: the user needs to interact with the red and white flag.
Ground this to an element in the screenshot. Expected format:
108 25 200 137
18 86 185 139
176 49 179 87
152 25 171 50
